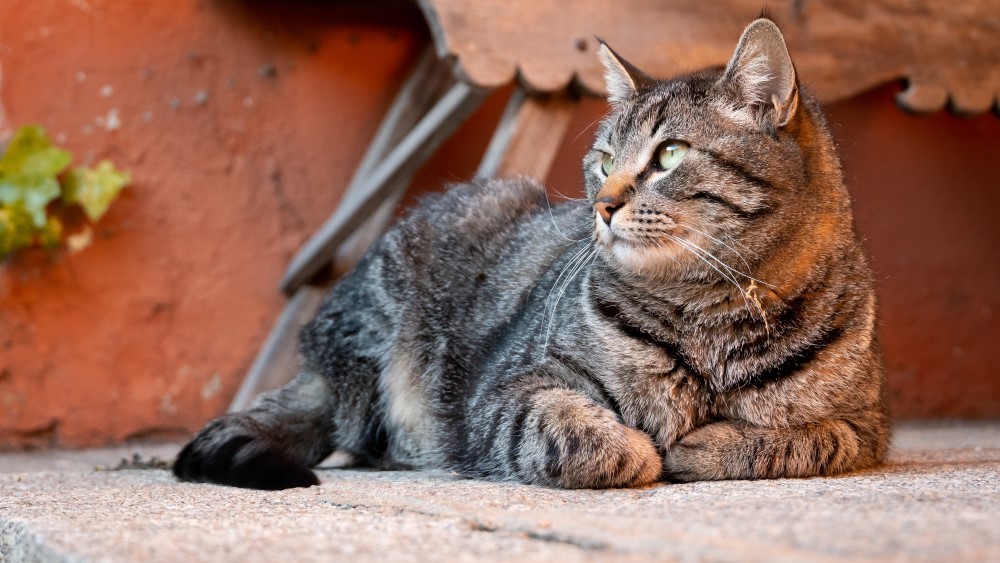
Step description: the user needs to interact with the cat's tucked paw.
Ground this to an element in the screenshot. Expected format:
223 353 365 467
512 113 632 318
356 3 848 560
662 421 743 482
173 416 319 490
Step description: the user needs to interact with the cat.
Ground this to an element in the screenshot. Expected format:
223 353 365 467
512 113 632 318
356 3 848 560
173 17 890 490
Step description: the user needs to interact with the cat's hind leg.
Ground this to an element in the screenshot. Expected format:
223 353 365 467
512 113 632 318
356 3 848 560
173 370 336 490
474 385 661 488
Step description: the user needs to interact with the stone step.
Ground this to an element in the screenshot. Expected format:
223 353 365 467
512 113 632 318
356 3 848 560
1 421 998 562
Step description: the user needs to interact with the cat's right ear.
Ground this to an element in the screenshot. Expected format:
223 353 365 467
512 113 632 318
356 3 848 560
720 18 799 131
597 40 655 105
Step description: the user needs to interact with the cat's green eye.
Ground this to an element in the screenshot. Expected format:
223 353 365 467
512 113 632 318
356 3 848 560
657 141 690 171
600 152 615 177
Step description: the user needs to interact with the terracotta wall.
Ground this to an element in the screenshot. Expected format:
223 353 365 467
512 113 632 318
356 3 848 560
0 1 429 448
1 1 997 449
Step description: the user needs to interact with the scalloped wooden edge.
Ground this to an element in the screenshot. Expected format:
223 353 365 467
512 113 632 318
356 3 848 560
419 0 1000 116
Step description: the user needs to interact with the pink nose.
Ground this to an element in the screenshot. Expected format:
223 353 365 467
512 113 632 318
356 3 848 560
596 197 622 225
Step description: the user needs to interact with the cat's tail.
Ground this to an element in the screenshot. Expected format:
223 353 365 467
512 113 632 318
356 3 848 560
173 370 336 490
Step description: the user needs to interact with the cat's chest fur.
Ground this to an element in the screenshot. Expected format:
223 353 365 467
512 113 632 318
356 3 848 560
569 277 749 448
576 321 712 449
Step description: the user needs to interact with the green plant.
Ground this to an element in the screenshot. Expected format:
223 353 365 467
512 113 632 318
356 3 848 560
0 125 130 258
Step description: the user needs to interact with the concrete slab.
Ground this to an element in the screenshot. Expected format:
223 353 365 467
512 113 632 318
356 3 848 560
1 421 998 562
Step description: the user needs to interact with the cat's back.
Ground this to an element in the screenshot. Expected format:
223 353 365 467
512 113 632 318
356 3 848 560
305 176 587 364
377 177 588 309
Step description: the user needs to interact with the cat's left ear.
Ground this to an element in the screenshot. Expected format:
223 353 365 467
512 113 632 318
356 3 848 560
720 18 799 129
597 40 656 105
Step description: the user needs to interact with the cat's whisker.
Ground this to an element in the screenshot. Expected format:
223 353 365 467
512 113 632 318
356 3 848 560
542 241 595 338
543 191 591 242
721 231 756 255
679 224 754 275
547 185 589 202
572 114 607 142
545 241 595 313
676 224 774 290
666 234 758 321
646 236 683 268
679 231 776 332
677 232 772 335
677 236 771 330
543 245 599 349
672 236 762 301
667 235 743 289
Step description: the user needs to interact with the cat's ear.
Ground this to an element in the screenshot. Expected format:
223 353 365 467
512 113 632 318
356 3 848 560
720 18 799 129
597 40 655 105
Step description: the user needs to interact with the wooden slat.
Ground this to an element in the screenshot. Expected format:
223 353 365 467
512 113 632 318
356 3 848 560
280 80 489 294
332 186 407 276
477 88 578 180
332 50 459 274
476 87 528 179
348 48 456 184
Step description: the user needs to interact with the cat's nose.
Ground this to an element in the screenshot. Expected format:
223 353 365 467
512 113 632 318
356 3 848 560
596 198 621 225
595 172 633 226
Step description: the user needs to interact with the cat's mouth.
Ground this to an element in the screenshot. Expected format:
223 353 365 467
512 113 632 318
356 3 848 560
594 213 689 269
594 212 678 247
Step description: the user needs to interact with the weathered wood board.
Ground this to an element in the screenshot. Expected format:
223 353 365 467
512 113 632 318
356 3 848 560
419 0 1000 114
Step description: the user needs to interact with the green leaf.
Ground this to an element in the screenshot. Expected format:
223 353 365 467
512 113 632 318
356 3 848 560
0 125 72 178
0 175 61 227
0 204 36 257
63 160 131 222
0 126 72 228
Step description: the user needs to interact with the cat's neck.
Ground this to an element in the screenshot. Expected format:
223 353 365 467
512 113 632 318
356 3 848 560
587 258 762 336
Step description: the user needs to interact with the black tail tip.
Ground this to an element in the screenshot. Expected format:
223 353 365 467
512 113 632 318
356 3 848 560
173 436 320 490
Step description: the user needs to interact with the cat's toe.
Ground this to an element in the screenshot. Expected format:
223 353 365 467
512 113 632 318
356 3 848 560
616 426 663 487
662 441 705 482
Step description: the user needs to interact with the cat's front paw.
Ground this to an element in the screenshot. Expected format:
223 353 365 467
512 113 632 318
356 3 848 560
523 388 661 488
662 421 743 482
547 423 662 489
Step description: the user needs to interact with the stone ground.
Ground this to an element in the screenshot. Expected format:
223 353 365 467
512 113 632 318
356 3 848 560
0 421 998 562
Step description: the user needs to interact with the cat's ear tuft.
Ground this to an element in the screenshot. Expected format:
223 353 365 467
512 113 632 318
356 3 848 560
721 18 799 129
597 40 655 105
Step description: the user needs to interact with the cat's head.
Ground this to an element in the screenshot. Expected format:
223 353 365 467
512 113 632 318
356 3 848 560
585 18 841 284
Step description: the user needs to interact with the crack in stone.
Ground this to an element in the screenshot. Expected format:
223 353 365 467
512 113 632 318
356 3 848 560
319 497 609 551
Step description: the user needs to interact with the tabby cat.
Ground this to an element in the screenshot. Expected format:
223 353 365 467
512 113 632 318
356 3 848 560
174 18 890 490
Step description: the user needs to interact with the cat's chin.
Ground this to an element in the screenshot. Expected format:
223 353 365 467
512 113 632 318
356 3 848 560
597 230 687 280
610 243 686 279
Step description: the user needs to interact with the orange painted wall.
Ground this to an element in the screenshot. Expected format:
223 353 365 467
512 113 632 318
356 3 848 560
0 1 429 447
1 2 997 449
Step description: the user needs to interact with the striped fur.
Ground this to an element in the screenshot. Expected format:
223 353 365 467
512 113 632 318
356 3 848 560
174 18 889 490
